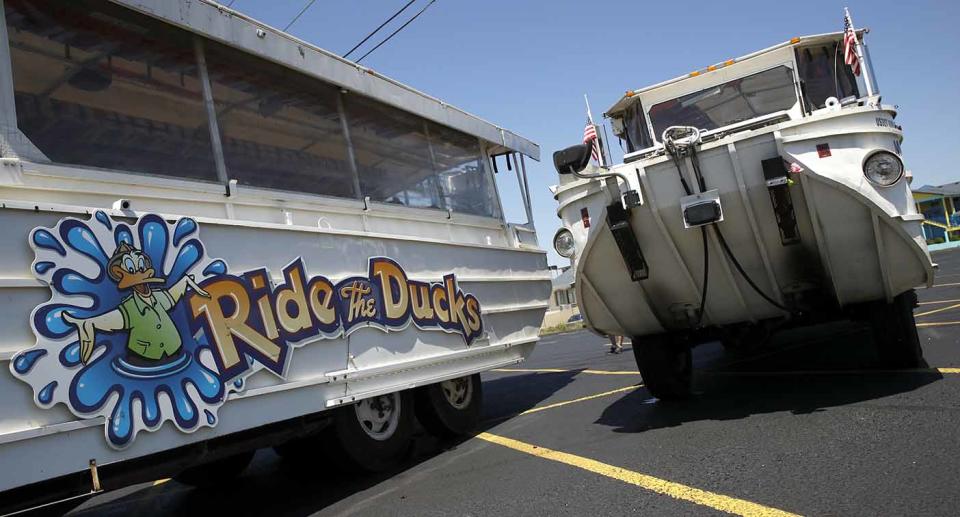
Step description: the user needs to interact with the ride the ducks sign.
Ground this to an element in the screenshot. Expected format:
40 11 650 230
11 212 483 448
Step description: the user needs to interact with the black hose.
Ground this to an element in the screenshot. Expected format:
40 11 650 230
697 226 709 326
712 225 792 313
675 144 793 316
667 147 707 327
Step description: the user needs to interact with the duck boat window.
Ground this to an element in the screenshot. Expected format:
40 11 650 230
5 0 218 182
648 65 798 139
203 41 356 199
795 41 860 111
3 0 504 220
620 100 653 154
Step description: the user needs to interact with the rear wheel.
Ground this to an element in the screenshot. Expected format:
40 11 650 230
174 450 255 487
868 290 923 368
323 391 414 472
632 333 692 400
415 374 482 437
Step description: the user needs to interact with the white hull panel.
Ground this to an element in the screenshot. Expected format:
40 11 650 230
557 107 932 337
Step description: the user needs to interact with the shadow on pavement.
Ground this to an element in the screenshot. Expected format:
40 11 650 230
596 321 942 434
70 370 582 517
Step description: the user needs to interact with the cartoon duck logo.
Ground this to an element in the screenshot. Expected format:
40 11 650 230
63 242 210 366
11 212 229 448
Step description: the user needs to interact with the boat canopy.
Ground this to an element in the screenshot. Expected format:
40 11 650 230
605 33 871 155
120 0 539 161
2 0 536 219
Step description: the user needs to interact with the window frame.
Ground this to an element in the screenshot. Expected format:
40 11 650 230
0 0 515 225
646 63 802 141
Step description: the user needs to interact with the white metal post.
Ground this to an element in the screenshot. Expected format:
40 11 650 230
193 37 230 187
845 8 875 97
584 94 604 167
0 0 20 135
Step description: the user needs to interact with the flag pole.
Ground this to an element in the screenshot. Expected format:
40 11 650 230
584 94 604 166
844 7 875 97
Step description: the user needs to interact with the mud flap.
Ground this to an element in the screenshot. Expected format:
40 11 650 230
606 202 649 281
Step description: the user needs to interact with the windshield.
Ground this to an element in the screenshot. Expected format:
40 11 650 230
648 65 798 139
796 42 860 111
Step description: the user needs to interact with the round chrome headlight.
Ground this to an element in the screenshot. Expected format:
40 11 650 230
553 228 576 258
863 150 904 187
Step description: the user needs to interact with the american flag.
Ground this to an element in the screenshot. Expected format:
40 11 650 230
583 120 601 164
843 15 861 77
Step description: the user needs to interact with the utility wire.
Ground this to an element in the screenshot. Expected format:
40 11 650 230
283 0 318 31
343 0 418 59
355 0 437 63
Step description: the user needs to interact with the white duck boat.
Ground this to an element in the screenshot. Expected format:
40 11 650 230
0 0 548 511
552 19 932 399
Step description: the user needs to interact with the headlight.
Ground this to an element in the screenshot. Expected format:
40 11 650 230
863 150 904 187
553 228 576 258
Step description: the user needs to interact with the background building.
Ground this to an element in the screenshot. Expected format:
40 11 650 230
915 182 960 251
542 265 579 328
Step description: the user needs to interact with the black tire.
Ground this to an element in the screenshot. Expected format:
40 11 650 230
720 323 770 354
415 374 483 437
174 450 255 487
869 290 923 368
323 390 414 472
632 333 692 400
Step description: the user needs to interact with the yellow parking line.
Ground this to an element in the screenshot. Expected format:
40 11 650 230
930 282 960 288
916 321 960 328
914 302 960 318
917 298 960 306
707 368 960 376
519 385 640 415
476 432 800 517
493 368 639 376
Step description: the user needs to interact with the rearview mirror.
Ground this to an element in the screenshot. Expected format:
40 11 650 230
553 144 592 175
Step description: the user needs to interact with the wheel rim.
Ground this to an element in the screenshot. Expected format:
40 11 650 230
354 393 400 441
440 376 473 410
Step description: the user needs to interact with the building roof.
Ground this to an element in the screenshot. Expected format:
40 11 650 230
551 267 575 290
915 182 960 196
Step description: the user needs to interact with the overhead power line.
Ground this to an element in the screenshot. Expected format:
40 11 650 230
355 0 437 64
343 0 418 59
283 0 318 31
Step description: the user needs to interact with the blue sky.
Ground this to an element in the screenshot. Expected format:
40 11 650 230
231 0 960 266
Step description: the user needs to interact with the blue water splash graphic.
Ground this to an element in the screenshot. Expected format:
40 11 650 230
14 213 229 449
204 260 227 276
38 381 57 404
13 349 46 374
95 210 112 230
32 229 66 256
173 218 197 247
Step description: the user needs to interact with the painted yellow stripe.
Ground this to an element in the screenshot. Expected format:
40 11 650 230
918 298 960 306
930 282 960 289
519 385 640 415
707 368 960 376
493 367 639 376
152 478 170 486
914 302 960 318
916 321 960 328
476 432 800 517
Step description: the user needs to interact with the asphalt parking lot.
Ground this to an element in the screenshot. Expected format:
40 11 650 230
71 248 960 516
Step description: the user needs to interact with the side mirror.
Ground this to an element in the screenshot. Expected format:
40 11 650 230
553 144 592 175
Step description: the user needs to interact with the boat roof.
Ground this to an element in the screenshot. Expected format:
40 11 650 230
605 31 860 117
109 0 539 160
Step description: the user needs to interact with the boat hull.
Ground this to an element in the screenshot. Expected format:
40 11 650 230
0 180 549 492
557 106 932 337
